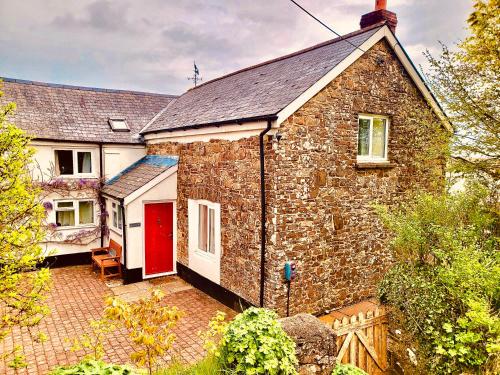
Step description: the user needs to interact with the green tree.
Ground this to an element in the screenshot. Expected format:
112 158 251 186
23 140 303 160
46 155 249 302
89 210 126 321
425 0 499 191
0 86 51 364
377 187 500 374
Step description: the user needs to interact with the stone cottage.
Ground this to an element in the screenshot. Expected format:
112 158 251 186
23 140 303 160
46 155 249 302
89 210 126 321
1 2 450 316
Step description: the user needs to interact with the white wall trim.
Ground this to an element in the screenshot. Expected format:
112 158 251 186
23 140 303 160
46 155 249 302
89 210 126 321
124 166 178 205
144 121 272 143
276 26 452 132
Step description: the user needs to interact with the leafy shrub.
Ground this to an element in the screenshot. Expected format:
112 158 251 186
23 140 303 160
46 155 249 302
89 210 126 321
219 307 298 374
377 188 500 374
50 359 135 374
331 364 368 375
104 289 182 375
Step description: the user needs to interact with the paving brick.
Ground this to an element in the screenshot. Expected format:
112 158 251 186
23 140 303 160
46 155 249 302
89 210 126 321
0 266 235 374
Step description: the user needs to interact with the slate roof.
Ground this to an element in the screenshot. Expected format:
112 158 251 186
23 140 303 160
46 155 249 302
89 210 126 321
0 78 176 143
142 24 383 134
102 155 178 199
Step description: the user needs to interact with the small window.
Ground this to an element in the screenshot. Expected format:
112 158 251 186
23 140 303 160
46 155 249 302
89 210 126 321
55 200 95 228
198 203 216 254
108 118 129 131
54 150 93 176
112 202 123 231
357 115 389 161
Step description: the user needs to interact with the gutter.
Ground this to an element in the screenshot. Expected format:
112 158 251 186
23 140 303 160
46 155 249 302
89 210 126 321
142 114 278 136
120 198 127 276
99 143 104 247
259 119 273 307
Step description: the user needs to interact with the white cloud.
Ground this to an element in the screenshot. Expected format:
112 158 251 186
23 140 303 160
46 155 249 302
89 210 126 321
0 0 472 94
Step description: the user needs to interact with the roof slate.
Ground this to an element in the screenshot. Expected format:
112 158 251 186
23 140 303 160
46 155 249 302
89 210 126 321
102 155 178 199
0 78 176 143
143 24 382 134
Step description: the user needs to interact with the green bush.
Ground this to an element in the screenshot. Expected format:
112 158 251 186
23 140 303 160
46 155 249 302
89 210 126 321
50 359 135 374
331 364 368 375
219 307 298 374
377 187 500 374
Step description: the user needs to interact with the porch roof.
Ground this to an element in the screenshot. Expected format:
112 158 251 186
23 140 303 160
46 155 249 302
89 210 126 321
102 155 178 199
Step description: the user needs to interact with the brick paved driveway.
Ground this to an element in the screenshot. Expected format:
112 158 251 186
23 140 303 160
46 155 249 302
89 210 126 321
0 265 235 375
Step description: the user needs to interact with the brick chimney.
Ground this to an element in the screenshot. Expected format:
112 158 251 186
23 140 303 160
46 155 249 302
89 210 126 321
360 0 398 33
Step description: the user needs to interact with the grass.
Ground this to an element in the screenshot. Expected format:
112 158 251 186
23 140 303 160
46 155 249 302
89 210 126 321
156 355 236 375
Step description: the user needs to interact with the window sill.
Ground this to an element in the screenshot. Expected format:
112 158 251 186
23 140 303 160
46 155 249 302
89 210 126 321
356 161 395 169
55 224 97 231
55 175 98 179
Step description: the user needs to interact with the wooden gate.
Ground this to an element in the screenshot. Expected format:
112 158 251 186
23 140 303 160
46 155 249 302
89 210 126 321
332 307 388 374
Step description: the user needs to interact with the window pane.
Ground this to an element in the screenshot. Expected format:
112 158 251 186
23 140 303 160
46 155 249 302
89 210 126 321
55 150 73 175
109 119 129 131
77 152 92 173
113 211 118 228
198 204 208 251
372 118 387 158
79 201 94 225
57 201 74 208
357 119 370 156
56 210 75 227
117 206 123 230
208 208 215 254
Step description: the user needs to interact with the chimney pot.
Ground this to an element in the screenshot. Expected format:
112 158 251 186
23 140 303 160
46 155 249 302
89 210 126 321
360 0 397 33
375 0 387 10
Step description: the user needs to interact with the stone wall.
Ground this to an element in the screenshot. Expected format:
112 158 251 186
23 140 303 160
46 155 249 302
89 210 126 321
280 314 337 374
148 38 447 315
148 138 269 305
264 39 447 316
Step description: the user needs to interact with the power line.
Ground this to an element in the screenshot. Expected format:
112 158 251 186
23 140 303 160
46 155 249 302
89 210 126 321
288 0 366 53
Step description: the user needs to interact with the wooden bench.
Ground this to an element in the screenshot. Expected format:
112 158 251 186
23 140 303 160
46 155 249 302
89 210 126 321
91 239 123 281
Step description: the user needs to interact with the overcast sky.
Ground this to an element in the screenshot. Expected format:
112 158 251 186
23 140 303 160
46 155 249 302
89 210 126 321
0 0 472 95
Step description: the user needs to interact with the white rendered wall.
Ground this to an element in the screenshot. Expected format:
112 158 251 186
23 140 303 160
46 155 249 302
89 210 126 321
125 172 177 271
103 145 145 180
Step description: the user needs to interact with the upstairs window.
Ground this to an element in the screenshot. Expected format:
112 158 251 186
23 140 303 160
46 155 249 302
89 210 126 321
108 118 129 131
55 150 93 176
357 115 389 161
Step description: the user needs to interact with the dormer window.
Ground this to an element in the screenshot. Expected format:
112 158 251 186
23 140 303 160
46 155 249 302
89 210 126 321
108 117 129 131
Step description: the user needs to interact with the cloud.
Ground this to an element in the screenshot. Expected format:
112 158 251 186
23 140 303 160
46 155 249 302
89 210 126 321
52 0 133 32
0 0 473 94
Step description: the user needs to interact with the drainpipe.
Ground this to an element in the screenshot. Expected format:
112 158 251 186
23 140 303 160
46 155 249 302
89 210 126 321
259 119 273 308
120 198 127 279
99 143 104 247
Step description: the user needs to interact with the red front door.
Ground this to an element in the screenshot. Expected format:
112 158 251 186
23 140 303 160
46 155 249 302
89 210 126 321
144 202 174 275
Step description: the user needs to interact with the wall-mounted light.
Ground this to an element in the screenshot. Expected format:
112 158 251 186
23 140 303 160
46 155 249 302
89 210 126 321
273 133 283 142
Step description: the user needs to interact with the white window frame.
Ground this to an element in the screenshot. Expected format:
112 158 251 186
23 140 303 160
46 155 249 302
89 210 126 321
197 203 216 254
108 118 130 132
188 199 221 284
54 199 96 229
54 149 95 177
111 201 124 233
357 114 390 162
